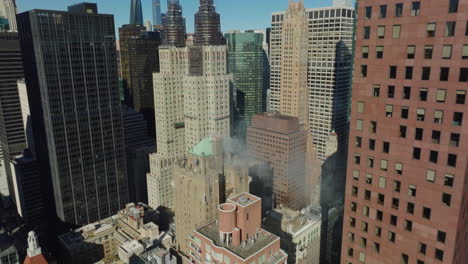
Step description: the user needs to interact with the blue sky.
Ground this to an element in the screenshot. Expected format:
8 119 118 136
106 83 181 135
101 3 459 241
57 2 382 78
17 0 352 32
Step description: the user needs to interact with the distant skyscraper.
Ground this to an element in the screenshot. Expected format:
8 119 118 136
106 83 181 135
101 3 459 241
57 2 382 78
342 1 468 264
194 0 223 46
130 0 143 25
152 0 162 27
226 32 265 140
162 0 186 47
0 0 17 32
17 3 128 225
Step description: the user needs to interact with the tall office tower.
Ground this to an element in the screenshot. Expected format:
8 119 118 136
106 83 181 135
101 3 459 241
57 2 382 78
194 0 223 46
226 32 265 140
0 32 26 208
247 112 308 210
173 137 249 258
130 0 143 25
269 1 355 161
341 1 468 264
152 0 162 27
17 3 128 225
162 0 186 47
0 0 17 31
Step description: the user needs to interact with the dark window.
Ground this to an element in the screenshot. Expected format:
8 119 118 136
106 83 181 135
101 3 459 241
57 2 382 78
369 139 376 150
407 45 416 59
364 26 371 39
429 150 439 163
466 21 468 36
405 66 413 80
442 193 452 206
446 22 456 37
435 249 444 261
394 180 401 192
383 142 390 153
355 136 362 148
415 128 423 141
411 2 421 16
440 67 450 81
459 68 468 82
370 121 377 133
388 86 395 98
390 215 397 226
432 130 441 144
365 6 372 19
390 66 397 79
378 194 385 204
362 46 369 58
389 231 396 243
448 154 457 167
417 108 425 121
449 0 459 13
354 154 361 164
380 5 387 18
437 231 446 243
453 112 463 126
352 186 358 196
422 67 431 80
403 87 411 99
376 210 383 221
400 126 407 138
418 242 427 255
427 23 436 37
365 190 371 200
413 147 421 160
419 88 428 101
401 107 409 119
450 133 460 147
395 3 403 17
405 220 413 231
445 174 454 187
361 65 368 77
401 254 409 264
424 45 433 59
456 90 466 104
376 46 384 58
392 198 399 209
423 207 431 219
407 202 415 214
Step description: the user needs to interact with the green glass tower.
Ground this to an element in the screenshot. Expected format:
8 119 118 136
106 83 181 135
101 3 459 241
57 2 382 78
226 32 266 140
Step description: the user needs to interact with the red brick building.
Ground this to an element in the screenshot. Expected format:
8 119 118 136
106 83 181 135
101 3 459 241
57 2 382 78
247 112 308 210
342 1 468 263
188 193 288 264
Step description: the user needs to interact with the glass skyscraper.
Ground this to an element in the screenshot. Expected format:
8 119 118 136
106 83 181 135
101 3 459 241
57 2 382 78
162 0 185 47
130 0 143 25
152 0 162 27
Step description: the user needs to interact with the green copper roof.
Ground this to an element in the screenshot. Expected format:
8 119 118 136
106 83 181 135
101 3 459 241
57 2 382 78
190 137 214 157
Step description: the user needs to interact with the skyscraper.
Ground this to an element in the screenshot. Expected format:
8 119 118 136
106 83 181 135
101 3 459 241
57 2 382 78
152 0 162 27
162 0 186 47
226 31 266 140
342 1 468 264
269 1 355 161
17 3 128 225
0 0 17 32
194 0 223 46
130 0 143 25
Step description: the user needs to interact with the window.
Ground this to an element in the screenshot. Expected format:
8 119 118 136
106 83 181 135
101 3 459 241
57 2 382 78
348 232 355 243
437 231 446 243
392 198 400 209
393 25 401 38
395 3 403 17
400 126 407 138
390 215 397 226
361 237 367 248
405 220 413 231
463 45 468 59
362 46 369 58
364 26 371 39
376 46 384 58
353 170 360 180
395 163 403 175
459 68 468 82
445 174 454 187
352 186 358 196
466 21 468 36
383 142 390 153
407 46 415 59
377 26 385 39
376 210 383 221
365 6 372 19
407 202 415 214
357 119 363 130
354 154 361 164
359 252 366 263
370 121 377 133
363 206 369 217
449 0 459 13
351 201 357 211
366 174 373 184
386 105 393 117
446 22 456 37
418 242 427 255
426 170 436 182
426 23 436 37
394 181 402 193
388 85 395 98
422 67 431 80
415 128 423 141
361 65 368 77
453 112 463 126
456 90 466 104
434 110 444 124
409 185 417 197
401 107 409 119
424 45 433 59
355 136 362 148
419 88 427 101
378 193 385 204
448 154 457 167
367 156 374 168
388 231 396 243
373 84 380 97
373 242 381 254
435 249 444 261
403 87 411 99
411 2 420 16
361 221 368 232
390 66 397 79
430 150 439 163
450 133 460 147
413 147 421 159
436 89 446 102
380 5 387 18
357 102 365 113
405 66 413 80
442 45 452 59
379 176 387 188
417 108 425 121
440 67 450 81
350 217 356 227
422 207 431 219
347 247 354 257
365 190 371 200
375 226 382 237
432 130 441 144
369 139 376 150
